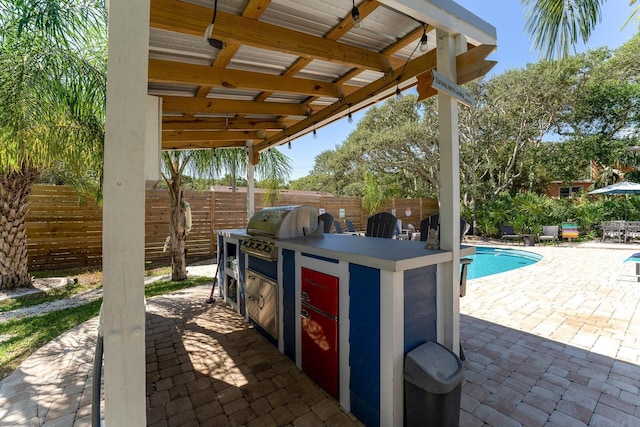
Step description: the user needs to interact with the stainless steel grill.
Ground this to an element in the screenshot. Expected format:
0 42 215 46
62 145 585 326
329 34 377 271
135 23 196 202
241 205 320 261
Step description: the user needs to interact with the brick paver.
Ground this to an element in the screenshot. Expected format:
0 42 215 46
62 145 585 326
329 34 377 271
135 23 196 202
1 243 639 426
460 243 640 426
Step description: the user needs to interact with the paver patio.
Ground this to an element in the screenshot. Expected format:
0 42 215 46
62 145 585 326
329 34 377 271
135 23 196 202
0 242 638 426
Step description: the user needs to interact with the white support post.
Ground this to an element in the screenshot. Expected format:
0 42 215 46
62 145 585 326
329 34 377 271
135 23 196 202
145 95 162 188
246 142 255 218
102 0 150 425
379 271 404 426
436 29 462 355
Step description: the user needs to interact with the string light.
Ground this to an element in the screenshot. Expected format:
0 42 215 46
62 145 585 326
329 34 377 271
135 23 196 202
419 23 428 53
204 0 225 50
313 123 317 139
288 139 292 149
395 79 402 100
348 104 353 123
351 0 362 29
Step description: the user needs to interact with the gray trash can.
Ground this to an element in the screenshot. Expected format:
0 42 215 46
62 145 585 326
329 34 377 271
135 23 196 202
404 341 464 427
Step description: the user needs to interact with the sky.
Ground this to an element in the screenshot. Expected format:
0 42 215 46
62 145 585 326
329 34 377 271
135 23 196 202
276 1 639 181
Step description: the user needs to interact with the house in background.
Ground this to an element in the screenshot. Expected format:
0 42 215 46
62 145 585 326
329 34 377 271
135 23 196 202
543 160 638 199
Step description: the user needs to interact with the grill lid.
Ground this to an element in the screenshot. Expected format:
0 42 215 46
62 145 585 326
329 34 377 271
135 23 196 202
247 205 319 239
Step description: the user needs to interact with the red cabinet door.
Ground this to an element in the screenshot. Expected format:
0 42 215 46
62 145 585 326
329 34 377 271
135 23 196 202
301 303 338 397
301 267 339 316
300 267 339 397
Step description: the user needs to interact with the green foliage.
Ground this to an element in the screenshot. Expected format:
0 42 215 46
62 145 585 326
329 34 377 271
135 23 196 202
362 171 384 214
0 0 107 200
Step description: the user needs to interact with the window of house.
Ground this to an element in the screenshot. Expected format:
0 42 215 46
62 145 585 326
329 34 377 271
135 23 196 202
559 186 582 198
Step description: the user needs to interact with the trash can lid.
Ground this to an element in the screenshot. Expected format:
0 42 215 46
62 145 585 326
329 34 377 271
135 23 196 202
404 341 464 394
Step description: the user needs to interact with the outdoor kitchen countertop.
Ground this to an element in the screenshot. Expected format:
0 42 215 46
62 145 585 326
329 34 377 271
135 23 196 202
217 229 474 272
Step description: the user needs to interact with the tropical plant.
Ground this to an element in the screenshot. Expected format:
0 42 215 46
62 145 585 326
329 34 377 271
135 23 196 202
522 0 639 59
0 0 107 289
161 148 291 281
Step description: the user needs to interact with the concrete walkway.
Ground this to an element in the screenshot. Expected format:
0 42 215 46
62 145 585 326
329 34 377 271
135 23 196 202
0 242 639 426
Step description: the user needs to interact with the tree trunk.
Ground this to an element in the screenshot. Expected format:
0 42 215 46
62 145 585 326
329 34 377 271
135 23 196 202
0 168 38 289
168 172 187 281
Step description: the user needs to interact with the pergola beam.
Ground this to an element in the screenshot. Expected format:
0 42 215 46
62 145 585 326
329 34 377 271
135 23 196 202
162 96 310 117
150 0 403 72
149 59 358 98
162 118 287 131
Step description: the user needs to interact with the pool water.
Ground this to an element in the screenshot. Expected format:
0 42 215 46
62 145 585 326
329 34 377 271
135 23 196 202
466 247 542 280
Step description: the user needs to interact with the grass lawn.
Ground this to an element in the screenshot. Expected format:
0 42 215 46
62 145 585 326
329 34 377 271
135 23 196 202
0 274 213 381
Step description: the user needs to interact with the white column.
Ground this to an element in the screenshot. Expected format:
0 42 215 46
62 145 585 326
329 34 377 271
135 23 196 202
436 29 461 354
102 1 150 425
246 142 255 218
145 95 162 188
379 270 404 426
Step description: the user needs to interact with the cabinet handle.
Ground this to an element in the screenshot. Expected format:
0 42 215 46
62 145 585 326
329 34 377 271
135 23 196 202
247 295 257 302
301 291 310 302
300 309 310 319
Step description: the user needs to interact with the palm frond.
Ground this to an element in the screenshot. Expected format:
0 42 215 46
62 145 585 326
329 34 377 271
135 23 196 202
522 0 603 59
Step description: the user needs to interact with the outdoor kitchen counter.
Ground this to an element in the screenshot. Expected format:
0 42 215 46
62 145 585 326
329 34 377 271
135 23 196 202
275 233 475 272
216 228 474 427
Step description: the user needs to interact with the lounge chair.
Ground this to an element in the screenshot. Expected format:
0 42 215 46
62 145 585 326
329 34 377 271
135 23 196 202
332 220 343 234
500 225 520 244
538 225 559 245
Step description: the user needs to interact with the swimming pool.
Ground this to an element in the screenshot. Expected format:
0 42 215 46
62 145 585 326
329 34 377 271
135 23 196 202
466 246 542 280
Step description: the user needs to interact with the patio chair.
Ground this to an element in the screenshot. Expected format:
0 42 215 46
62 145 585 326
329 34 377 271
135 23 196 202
500 225 521 244
345 219 356 232
625 221 640 242
332 220 344 234
318 213 333 233
419 213 440 239
406 223 419 240
538 225 559 245
365 212 397 238
419 215 470 243
601 220 625 242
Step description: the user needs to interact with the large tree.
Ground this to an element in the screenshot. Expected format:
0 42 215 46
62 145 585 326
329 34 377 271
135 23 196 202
0 0 106 289
162 148 291 281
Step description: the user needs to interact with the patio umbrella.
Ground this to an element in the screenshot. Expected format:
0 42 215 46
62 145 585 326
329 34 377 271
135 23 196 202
587 181 640 220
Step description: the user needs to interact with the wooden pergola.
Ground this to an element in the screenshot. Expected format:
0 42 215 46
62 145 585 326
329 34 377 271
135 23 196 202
102 0 496 425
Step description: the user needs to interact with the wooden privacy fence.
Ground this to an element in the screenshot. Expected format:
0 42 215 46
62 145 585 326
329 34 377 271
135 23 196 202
25 185 438 271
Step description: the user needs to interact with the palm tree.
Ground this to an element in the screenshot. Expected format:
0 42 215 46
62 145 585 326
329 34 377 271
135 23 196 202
523 0 639 59
161 148 291 281
0 0 107 289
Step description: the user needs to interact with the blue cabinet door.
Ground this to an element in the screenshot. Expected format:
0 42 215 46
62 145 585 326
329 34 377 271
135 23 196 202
348 263 380 427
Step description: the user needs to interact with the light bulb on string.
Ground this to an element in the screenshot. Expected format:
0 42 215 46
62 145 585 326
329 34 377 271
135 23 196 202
288 139 292 149
313 124 317 139
347 104 353 123
351 0 362 29
419 24 428 53
204 0 225 50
